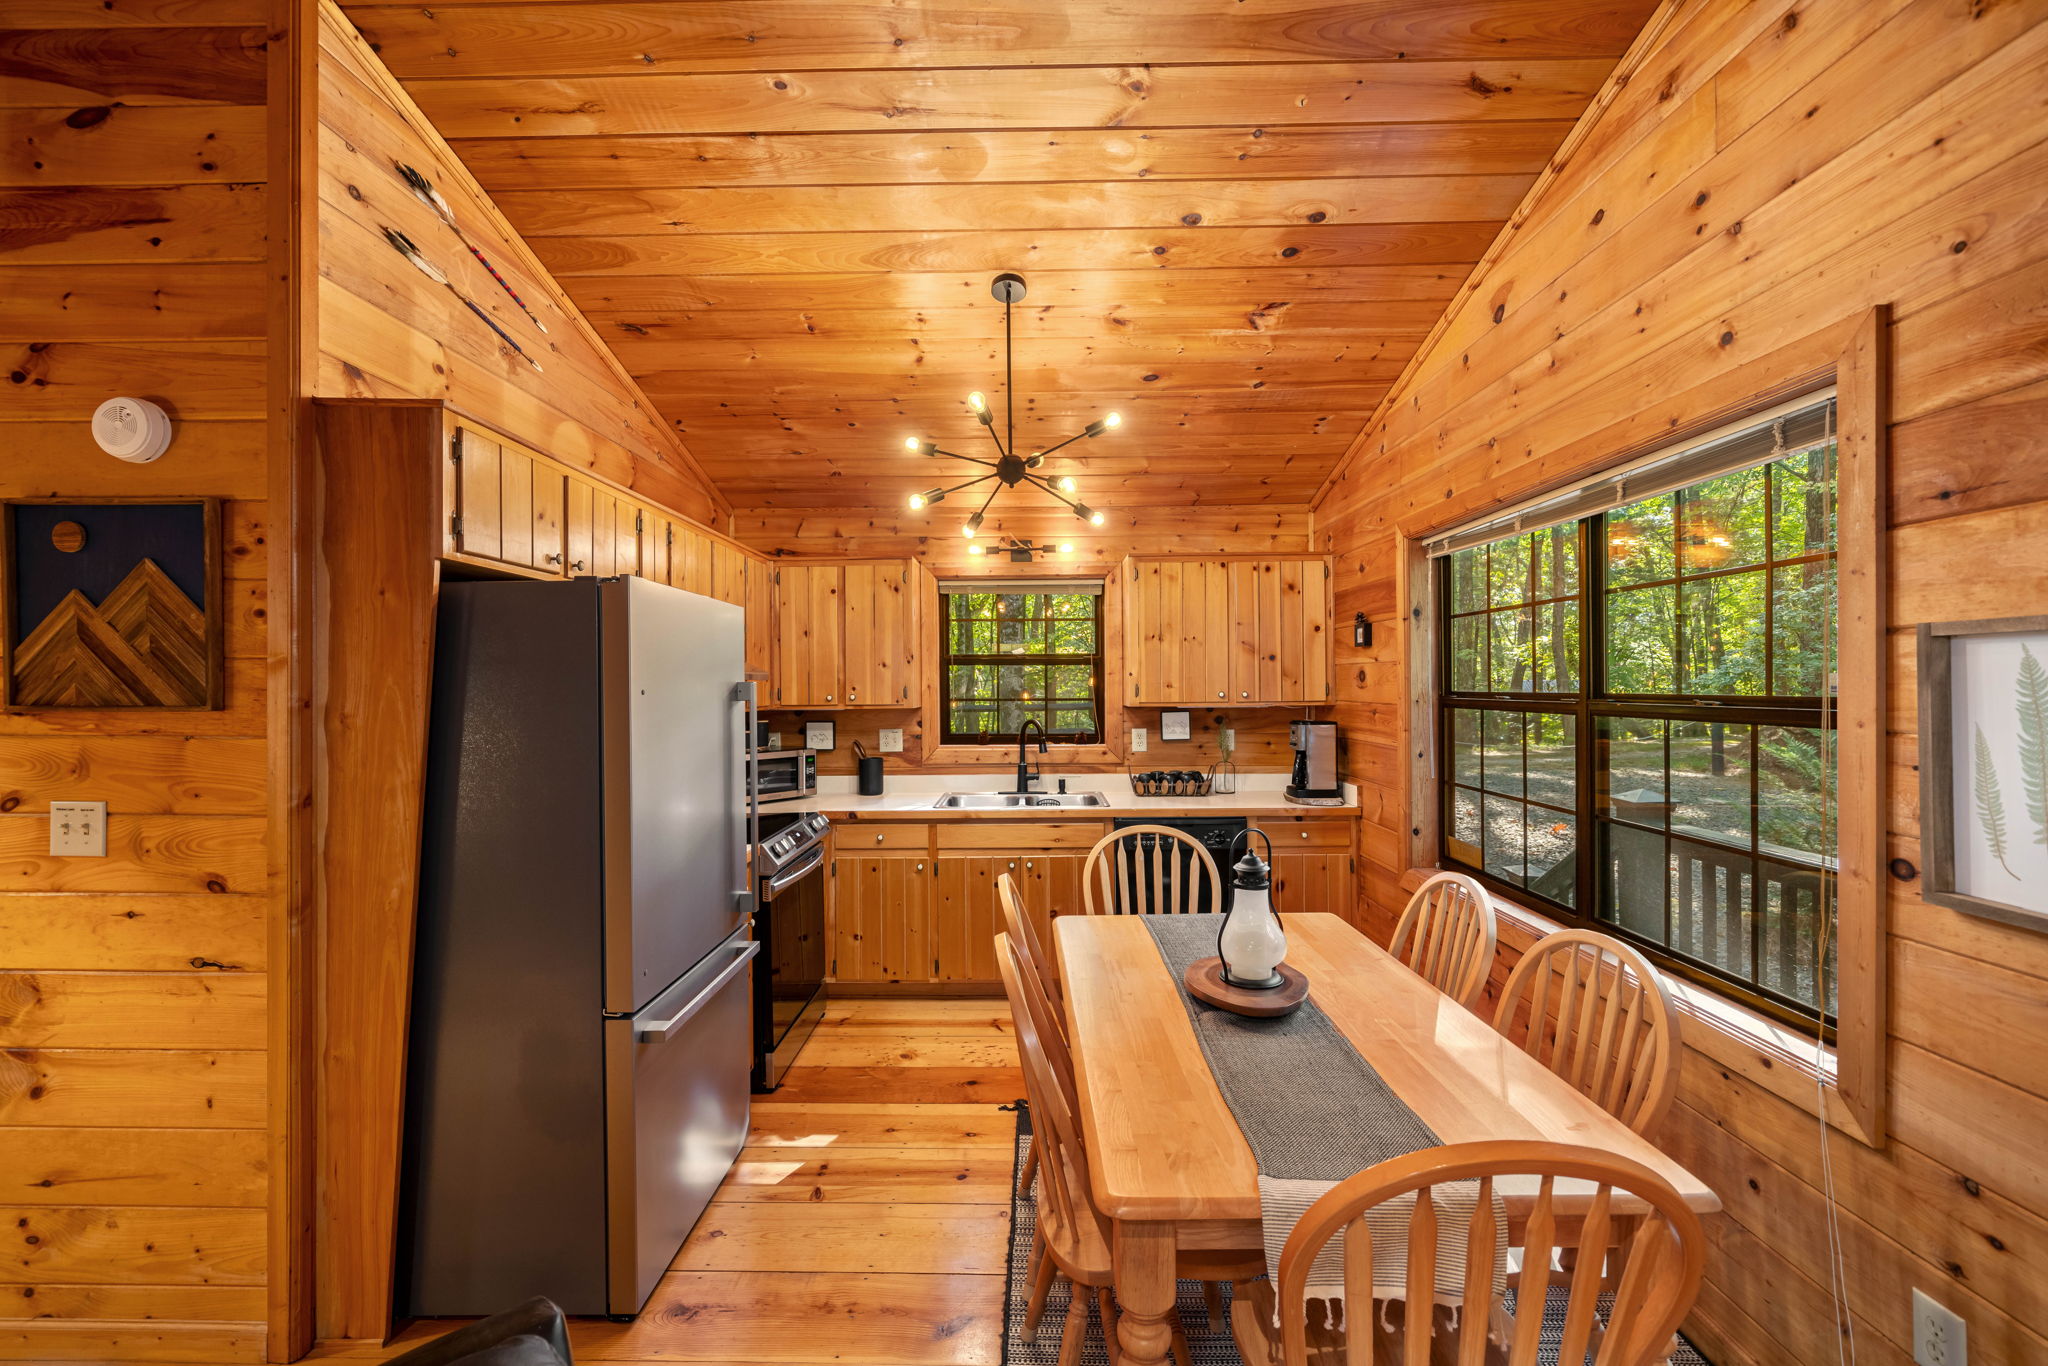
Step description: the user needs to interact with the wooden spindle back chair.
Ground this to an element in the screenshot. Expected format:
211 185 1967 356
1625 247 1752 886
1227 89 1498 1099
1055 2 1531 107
1082 824 1223 916
997 870 1064 1017
1492 930 1681 1136
998 934 1120 1364
1234 1141 1706 1366
1387 872 1499 1008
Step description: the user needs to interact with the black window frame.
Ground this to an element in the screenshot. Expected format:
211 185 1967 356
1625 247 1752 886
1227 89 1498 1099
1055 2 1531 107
939 588 1104 745
1436 445 1840 1034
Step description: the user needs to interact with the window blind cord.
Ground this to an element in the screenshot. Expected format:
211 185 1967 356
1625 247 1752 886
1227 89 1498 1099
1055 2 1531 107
1811 403 1858 1366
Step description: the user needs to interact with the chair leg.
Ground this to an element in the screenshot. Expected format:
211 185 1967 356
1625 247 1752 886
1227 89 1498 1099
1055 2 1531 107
1018 1140 1040 1197
1022 1255 1058 1343
1202 1281 1224 1333
1170 1322 1194 1366
1096 1287 1122 1366
1056 1287 1089 1366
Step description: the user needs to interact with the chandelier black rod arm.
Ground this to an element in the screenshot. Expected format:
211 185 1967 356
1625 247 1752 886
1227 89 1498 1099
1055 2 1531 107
979 416 1009 462
1005 288 1015 457
943 473 997 495
1022 473 1087 514
1033 428 1091 461
932 449 995 467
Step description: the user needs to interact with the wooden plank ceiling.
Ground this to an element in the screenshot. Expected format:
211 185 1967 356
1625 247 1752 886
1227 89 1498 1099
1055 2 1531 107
344 0 1657 511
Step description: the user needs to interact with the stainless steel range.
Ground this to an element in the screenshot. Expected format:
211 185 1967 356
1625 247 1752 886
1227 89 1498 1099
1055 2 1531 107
752 808 828 1090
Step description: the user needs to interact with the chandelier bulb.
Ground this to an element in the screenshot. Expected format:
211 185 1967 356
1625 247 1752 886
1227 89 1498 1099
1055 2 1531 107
1057 542 1074 554
968 391 987 413
968 543 985 555
907 493 926 510
963 512 984 538
1057 476 1077 494
1090 510 1106 526
1104 411 1122 429
904 435 922 451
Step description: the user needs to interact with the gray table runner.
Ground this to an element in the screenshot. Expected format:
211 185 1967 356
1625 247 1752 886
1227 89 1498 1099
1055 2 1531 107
1140 915 1507 1322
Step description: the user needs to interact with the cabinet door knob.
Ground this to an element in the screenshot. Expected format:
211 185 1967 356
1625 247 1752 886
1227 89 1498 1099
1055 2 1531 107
1241 690 1249 698
544 552 562 565
826 694 835 702
1026 860 1034 870
1300 831 1310 839
571 559 585 571
1218 690 1225 698
917 862 924 872
875 833 885 844
1008 860 1017 870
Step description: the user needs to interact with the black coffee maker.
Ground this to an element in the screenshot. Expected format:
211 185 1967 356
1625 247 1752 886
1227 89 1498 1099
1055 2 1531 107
1284 720 1343 805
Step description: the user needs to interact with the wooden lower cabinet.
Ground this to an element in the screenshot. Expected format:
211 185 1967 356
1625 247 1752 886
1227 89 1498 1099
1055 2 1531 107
831 853 931 984
1270 851 1352 917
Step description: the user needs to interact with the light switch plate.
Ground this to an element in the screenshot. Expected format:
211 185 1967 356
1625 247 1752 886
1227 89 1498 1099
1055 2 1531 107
49 801 107 857
805 721 836 750
1161 710 1191 741
1131 727 1148 752
877 728 905 753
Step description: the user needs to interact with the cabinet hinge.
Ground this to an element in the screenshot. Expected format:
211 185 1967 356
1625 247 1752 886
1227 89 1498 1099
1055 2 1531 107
933 957 940 975
450 433 462 461
450 514 464 539
636 511 645 533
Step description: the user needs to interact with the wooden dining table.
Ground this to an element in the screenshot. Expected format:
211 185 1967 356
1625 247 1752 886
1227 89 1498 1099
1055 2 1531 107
1054 912 1721 1366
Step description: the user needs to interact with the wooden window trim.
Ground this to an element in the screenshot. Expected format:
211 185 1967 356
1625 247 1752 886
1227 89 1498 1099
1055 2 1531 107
1399 308 1889 1146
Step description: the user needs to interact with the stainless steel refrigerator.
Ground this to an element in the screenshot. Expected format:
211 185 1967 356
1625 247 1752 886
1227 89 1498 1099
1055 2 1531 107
402 575 756 1318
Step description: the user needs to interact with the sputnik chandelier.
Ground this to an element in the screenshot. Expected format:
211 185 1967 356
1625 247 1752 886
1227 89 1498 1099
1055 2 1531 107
903 272 1121 539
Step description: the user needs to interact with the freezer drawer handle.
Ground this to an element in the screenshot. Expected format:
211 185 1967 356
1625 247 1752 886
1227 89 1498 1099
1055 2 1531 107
637 941 760 1043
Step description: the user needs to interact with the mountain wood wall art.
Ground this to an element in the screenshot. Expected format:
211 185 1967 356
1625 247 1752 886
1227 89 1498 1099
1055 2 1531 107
2 499 224 711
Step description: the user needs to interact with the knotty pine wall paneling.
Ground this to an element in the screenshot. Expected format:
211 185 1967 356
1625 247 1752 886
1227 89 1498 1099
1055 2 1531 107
1314 0 2048 1360
0 0 295 1358
310 0 726 530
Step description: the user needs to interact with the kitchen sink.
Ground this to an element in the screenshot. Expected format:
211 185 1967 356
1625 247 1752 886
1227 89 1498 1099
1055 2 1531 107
934 791 1109 809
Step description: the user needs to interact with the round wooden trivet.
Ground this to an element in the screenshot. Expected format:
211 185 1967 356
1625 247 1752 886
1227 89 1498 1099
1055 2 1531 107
1183 956 1309 1017
51 521 86 553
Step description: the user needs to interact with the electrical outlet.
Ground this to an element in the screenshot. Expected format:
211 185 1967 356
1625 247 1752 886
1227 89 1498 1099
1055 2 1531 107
1161 710 1191 741
49 801 107 857
1915 1289 1966 1366
1131 727 1148 753
877 728 905 754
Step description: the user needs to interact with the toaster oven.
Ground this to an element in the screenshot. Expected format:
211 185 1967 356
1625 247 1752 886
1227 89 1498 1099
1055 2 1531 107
751 748 819 803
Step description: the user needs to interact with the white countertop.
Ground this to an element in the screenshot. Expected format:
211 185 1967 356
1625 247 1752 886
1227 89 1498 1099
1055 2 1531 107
766 771 1359 817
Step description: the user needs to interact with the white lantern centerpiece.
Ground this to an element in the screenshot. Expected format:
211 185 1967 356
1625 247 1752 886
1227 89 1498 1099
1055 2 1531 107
1217 829 1287 989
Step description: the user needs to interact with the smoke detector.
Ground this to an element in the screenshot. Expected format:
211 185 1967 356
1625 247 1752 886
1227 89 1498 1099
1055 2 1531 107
92 397 174 464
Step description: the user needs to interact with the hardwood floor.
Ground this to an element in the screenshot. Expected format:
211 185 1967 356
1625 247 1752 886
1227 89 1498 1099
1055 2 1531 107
312 997 1019 1365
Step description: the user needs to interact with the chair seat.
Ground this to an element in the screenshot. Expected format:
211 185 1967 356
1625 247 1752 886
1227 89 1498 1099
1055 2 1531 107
1232 1279 1507 1366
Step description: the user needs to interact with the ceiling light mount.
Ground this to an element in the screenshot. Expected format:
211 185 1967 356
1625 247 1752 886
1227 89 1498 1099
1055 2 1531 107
902 272 1121 527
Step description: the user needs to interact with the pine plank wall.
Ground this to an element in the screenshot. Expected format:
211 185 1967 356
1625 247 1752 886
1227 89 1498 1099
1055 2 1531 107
1315 0 2048 1362
0 2 279 1361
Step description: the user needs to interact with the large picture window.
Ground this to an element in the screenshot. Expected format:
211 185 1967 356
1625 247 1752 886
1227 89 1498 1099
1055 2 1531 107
941 585 1102 744
1437 396 1839 1028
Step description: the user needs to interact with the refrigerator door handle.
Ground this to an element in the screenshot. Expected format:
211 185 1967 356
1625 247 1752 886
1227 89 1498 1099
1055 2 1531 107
636 941 759 1043
737 679 759 917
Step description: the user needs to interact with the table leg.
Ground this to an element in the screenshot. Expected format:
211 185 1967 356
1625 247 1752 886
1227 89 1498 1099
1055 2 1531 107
1113 1221 1177 1366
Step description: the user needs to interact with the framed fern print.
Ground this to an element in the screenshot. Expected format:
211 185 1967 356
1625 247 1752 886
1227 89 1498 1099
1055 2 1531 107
1918 615 2048 929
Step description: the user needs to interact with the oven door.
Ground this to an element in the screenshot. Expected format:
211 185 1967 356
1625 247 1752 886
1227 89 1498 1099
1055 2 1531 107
753 847 826 1089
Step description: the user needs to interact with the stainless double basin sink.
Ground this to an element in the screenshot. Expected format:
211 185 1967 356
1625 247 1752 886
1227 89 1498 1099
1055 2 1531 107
933 791 1110 809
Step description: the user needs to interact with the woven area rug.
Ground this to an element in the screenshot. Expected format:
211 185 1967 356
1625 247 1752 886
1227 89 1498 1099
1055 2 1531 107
999 1104 1714 1366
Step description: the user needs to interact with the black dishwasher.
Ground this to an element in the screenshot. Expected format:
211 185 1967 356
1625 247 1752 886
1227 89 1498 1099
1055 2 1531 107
1111 816 1248 914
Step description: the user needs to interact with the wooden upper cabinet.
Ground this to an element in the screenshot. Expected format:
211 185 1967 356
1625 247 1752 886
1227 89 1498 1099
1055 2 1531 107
449 424 568 576
771 559 921 708
1122 556 1331 705
772 563 844 706
843 561 917 706
743 556 774 679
